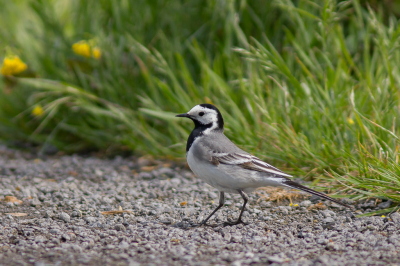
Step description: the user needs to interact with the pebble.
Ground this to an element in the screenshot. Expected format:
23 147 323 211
300 200 312 207
0 145 398 266
44 210 54 218
29 198 41 207
378 200 392 209
208 191 218 199
277 206 289 215
324 217 335 223
59 212 70 223
114 224 126 231
390 212 400 224
71 210 82 217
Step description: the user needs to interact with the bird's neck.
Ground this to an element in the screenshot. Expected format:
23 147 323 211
186 122 223 152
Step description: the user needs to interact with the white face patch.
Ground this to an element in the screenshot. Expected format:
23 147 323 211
187 105 220 134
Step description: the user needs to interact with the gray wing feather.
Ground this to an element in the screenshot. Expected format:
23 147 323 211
199 132 292 177
212 152 292 177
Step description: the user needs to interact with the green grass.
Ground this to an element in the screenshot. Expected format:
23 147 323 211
1 0 400 211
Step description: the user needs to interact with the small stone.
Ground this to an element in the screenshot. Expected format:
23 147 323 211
390 212 400 224
259 201 272 208
224 233 231 242
322 217 335 229
388 235 400 245
49 229 61 235
137 157 151 167
277 206 288 215
9 236 19 244
262 216 273 222
44 210 54 218
268 256 284 263
115 224 126 231
148 192 157 199
84 216 97 224
329 203 342 208
169 178 181 186
35 236 46 243
245 252 254 258
309 195 321 203
231 261 242 266
378 200 392 209
155 168 175 179
321 210 335 218
326 242 339 250
316 238 329 245
138 172 153 180
323 217 335 224
61 234 70 241
300 200 312 207
224 200 232 206
59 212 70 223
367 224 378 231
208 192 218 199
231 235 242 243
119 241 129 249
71 210 82 218
115 195 124 202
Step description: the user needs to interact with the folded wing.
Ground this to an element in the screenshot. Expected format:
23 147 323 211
211 152 292 177
211 151 350 208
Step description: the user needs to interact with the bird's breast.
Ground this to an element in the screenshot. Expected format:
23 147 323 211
186 145 226 189
186 145 254 193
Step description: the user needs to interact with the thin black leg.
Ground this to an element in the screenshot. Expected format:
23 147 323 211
198 191 225 226
224 190 248 226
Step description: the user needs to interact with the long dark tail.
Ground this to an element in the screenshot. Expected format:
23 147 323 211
282 180 350 208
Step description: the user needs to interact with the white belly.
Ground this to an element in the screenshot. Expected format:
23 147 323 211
187 148 236 193
186 148 281 194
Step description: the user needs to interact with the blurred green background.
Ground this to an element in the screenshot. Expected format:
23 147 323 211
1 0 400 212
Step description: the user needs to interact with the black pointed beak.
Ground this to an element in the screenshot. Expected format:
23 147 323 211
176 113 190 118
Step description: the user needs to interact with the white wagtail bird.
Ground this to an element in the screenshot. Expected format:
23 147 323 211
176 104 350 226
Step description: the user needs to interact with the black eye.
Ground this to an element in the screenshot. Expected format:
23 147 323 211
199 112 205 116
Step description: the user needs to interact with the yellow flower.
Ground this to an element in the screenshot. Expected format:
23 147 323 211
32 105 44 116
1 56 27 76
72 40 91 58
294 204 299 207
381 215 386 218
347 117 354 125
72 40 101 59
92 47 101 59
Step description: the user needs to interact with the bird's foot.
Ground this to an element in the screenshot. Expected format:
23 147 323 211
187 223 201 228
223 218 248 226
184 220 218 228
192 221 219 228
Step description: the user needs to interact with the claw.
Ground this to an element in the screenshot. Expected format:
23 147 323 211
187 221 220 228
223 218 248 226
188 223 201 227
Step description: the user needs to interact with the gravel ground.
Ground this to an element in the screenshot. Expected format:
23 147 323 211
0 145 400 266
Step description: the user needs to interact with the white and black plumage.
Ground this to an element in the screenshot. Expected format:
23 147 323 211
176 103 349 226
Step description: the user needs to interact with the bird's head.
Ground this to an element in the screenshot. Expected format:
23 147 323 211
176 104 224 132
